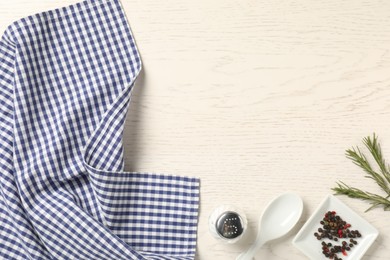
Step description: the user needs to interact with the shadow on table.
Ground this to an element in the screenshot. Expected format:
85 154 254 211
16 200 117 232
123 68 147 172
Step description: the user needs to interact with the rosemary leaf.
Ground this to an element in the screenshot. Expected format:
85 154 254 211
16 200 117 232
332 134 390 212
346 140 390 196
332 181 390 212
363 134 390 186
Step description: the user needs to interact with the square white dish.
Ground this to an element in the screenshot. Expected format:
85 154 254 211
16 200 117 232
292 195 379 260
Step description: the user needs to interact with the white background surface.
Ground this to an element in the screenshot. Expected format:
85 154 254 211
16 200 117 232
1 0 390 259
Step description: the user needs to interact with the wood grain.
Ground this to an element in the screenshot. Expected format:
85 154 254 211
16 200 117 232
2 0 390 259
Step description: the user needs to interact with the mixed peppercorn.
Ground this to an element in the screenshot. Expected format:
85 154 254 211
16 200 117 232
313 211 362 259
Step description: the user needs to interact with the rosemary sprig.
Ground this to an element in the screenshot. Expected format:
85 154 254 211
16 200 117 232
364 135 390 185
332 134 390 212
333 182 390 212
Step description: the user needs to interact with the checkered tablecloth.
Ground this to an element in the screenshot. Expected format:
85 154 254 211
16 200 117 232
0 0 200 259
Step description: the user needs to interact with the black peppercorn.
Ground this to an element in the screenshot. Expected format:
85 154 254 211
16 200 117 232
314 210 363 260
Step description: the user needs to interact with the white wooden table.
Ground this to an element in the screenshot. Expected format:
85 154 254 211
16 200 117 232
1 1 390 259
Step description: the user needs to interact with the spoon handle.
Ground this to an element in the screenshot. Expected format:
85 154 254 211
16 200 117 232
236 237 266 260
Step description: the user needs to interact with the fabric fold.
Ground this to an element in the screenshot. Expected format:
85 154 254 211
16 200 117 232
0 0 200 259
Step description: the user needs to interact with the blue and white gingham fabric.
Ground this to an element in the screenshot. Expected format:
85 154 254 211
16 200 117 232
0 0 200 259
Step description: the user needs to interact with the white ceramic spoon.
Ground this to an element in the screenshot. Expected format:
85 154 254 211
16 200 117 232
236 192 303 260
